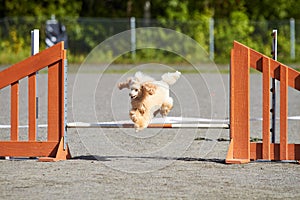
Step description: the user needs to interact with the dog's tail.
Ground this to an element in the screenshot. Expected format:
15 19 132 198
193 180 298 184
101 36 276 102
161 71 181 85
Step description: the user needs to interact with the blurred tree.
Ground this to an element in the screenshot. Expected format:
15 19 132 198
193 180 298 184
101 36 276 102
79 0 146 18
245 0 300 20
0 0 82 18
1 0 299 21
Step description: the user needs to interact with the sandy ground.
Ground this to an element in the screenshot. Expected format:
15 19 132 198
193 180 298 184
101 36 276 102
0 66 300 199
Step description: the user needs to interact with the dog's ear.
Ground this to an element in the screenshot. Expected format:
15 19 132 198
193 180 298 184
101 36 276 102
118 78 133 90
142 82 157 95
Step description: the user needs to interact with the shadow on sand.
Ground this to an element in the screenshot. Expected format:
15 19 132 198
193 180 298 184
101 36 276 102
72 155 225 164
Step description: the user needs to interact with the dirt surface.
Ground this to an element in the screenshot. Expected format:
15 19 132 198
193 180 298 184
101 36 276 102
0 67 300 199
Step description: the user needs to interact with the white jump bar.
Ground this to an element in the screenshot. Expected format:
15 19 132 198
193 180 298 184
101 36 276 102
66 122 230 129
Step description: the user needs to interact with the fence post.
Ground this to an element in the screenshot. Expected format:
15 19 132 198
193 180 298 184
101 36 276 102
130 17 136 60
290 18 295 60
209 18 214 61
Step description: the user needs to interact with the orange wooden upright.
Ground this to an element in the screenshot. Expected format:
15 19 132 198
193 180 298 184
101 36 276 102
262 57 271 160
0 42 71 161
226 41 300 163
226 42 251 164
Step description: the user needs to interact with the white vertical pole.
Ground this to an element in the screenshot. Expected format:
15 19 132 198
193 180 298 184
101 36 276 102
130 17 136 60
31 29 39 55
271 29 277 144
209 18 214 61
31 29 39 137
290 18 295 60
272 29 277 60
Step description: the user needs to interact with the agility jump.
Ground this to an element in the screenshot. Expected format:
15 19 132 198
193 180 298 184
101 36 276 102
0 40 299 163
0 42 70 162
226 41 300 164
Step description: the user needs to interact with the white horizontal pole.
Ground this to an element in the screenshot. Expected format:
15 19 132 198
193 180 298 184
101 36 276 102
0 124 47 129
66 122 229 129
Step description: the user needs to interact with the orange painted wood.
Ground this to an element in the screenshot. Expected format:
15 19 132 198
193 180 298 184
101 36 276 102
288 144 300 160
244 40 300 91
148 124 172 128
262 57 271 160
226 139 250 164
48 62 61 142
229 49 235 142
11 82 19 141
230 42 250 160
28 73 36 141
227 46 250 164
228 41 300 163
226 139 234 161
0 141 58 157
0 42 65 90
0 42 69 161
280 65 288 160
287 67 300 91
39 137 71 162
250 143 300 160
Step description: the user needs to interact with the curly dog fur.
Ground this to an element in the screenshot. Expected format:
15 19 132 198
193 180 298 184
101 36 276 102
118 71 181 131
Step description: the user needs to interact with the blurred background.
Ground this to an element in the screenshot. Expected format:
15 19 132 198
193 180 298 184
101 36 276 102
0 0 300 66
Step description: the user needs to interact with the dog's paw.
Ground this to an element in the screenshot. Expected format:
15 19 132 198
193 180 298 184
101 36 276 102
160 108 171 117
130 115 138 123
130 111 138 122
134 124 146 132
160 102 173 117
139 106 146 115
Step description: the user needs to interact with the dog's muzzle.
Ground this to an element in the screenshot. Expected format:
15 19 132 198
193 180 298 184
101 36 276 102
130 94 137 99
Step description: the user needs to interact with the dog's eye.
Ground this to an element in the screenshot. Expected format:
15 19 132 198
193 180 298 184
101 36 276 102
135 89 138 92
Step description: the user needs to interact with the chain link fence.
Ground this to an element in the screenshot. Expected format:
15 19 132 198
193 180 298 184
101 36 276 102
0 17 299 65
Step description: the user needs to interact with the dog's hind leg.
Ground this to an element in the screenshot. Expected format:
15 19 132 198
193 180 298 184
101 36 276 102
160 97 173 117
153 109 161 117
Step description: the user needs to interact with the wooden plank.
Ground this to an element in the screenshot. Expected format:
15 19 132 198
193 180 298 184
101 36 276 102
231 41 250 160
288 144 300 160
280 65 288 160
245 40 300 92
0 141 58 157
250 143 300 161
28 73 36 141
229 49 235 142
39 137 71 162
262 57 271 160
0 42 64 90
48 62 60 141
11 82 19 141
288 68 300 91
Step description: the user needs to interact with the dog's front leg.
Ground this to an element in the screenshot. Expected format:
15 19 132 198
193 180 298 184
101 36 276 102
129 110 145 132
138 104 146 115
129 110 139 122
